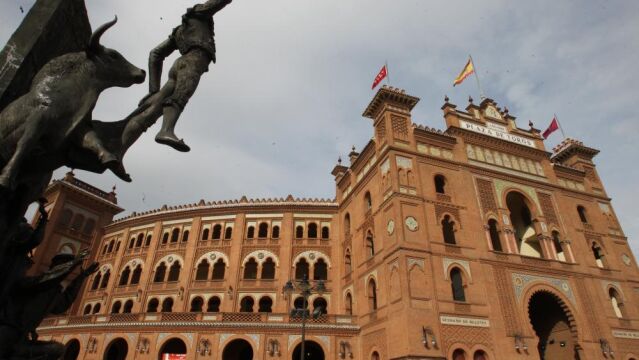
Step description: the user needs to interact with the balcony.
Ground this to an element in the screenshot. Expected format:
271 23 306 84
148 281 180 291
113 284 140 294
191 279 226 290
239 279 277 289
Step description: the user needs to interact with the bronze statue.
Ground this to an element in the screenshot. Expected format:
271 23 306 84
140 0 233 152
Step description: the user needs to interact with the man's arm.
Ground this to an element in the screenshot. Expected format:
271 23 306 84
148 38 178 93
49 262 99 314
189 0 232 17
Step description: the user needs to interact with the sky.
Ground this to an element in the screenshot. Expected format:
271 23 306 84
1 1 638 253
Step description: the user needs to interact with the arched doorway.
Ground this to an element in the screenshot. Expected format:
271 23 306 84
528 291 578 359
158 338 187 360
222 339 253 360
506 192 541 258
292 340 325 360
104 338 128 360
63 339 80 360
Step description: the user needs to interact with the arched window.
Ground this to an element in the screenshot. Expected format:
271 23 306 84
162 232 169 244
83 219 96 235
345 293 353 315
243 258 258 279
272 225 280 239
507 192 540 257
103 244 108 255
202 228 210 240
190 296 204 312
147 298 159 313
314 258 328 280
161 297 174 312
59 209 73 227
128 237 135 249
450 268 466 302
123 300 134 313
261 258 275 280
434 174 446 194
364 192 372 211
313 297 327 315
240 296 254 312
371 351 380 360
170 228 180 243
136 233 143 247
442 215 456 245
321 226 330 239
488 219 502 252
196 260 210 280
154 262 167 282
345 250 352 273
71 214 84 231
92 303 101 314
167 262 181 282
212 259 225 280
224 227 233 239
368 279 378 311
131 265 142 285
182 230 189 242
145 234 152 247
258 296 273 313
83 304 92 315
609 288 625 318
552 231 565 261
207 296 221 312
344 213 351 235
474 350 488 360
212 224 222 239
577 205 588 223
247 226 255 239
308 223 318 238
592 243 605 268
453 349 467 360
108 240 115 253
294 296 307 309
295 225 304 239
118 267 131 286
295 259 309 279
115 241 121 252
111 301 122 314
100 270 110 289
366 231 375 258
258 223 268 238
91 273 102 290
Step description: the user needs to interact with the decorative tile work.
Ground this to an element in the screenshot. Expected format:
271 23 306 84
435 204 461 226
391 115 409 141
574 278 600 340
476 178 498 215
395 156 413 169
219 333 234 347
511 273 576 305
181 333 194 347
441 324 493 353
288 334 301 349
494 268 520 335
247 333 260 348
494 180 541 211
407 257 424 270
443 258 471 281
364 270 378 287
537 192 558 226
316 335 330 347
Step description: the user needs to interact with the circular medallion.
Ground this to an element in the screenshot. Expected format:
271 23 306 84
102 265 108 272
209 253 217 260
132 260 137 266
387 220 395 235
622 254 632 266
309 253 316 260
405 216 418 232
258 252 264 260
561 282 570 292
168 256 174 263
513 277 523 286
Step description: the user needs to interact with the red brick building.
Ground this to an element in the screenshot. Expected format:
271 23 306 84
37 86 639 360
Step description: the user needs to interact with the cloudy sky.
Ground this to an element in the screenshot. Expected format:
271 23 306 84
1 1 638 252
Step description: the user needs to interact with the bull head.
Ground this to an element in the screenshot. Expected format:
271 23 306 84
88 16 118 55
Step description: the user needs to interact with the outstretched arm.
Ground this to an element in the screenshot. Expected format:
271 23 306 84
50 262 99 314
189 0 232 17
148 38 177 93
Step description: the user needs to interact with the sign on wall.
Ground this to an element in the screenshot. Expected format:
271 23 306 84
459 120 536 148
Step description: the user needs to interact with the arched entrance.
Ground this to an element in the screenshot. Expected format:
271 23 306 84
158 338 187 360
528 291 578 359
103 338 128 360
292 340 325 360
222 339 253 360
63 339 80 360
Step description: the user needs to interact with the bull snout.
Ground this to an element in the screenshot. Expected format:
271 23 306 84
133 69 146 84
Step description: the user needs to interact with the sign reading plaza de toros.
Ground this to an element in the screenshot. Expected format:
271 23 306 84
459 120 537 148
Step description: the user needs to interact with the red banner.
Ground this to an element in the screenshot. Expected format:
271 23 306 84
542 117 559 139
371 65 387 90
162 354 187 360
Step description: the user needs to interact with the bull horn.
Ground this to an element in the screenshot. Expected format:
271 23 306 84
89 16 118 52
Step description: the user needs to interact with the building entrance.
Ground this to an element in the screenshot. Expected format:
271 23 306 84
62 339 80 360
292 340 324 360
222 339 254 360
528 291 579 359
158 338 187 360
103 338 128 360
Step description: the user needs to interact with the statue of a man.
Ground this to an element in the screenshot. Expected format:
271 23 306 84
143 0 233 152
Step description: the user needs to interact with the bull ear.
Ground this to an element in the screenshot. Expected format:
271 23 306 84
88 16 118 54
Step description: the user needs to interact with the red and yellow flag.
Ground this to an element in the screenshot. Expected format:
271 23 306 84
453 58 475 86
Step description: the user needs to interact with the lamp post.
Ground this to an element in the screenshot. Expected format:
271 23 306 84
283 274 326 360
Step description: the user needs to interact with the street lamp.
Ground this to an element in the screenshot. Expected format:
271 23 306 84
283 274 326 360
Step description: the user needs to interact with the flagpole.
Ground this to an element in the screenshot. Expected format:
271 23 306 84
385 60 390 85
554 113 567 139
469 54 486 100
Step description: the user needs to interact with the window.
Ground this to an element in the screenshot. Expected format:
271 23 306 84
128 237 135 249
83 304 92 315
314 259 327 280
202 228 210 241
371 351 380 360
130 265 142 285
345 250 352 273
145 234 152 247
161 298 174 312
154 263 167 282
243 258 258 279
308 223 318 238
167 262 181 282
313 297 327 315
92 303 101 314
170 228 180 243
91 273 102 290
609 288 625 318
258 296 273 313
261 258 275 280
592 243 605 268
123 300 134 313
162 232 169 244
434 174 446 194
224 226 233 239
111 301 122 314
345 293 353 315
364 192 372 211
295 225 304 239
321 226 330 239
294 297 307 309
118 267 131 286
207 296 221 312
450 268 466 302
147 298 159 313
196 260 210 280
368 279 378 311
102 244 108 255
213 224 222 239
577 205 588 223
552 231 565 261
115 241 121 252
71 214 84 231
366 231 375 258
488 219 502 252
344 213 351 235
83 219 96 235
295 259 309 279
182 230 189 242
190 297 204 312
453 349 467 360
247 226 255 239
136 233 143 247
474 350 488 360
272 225 280 239
240 296 254 312
100 270 110 289
258 223 268 238
108 240 115 253
507 192 540 257
442 215 456 245
59 209 73 227
212 259 225 280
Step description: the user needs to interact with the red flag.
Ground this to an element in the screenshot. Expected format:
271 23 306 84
371 65 387 90
542 116 559 139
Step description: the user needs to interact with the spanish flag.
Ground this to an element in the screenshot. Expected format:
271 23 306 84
453 58 475 86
